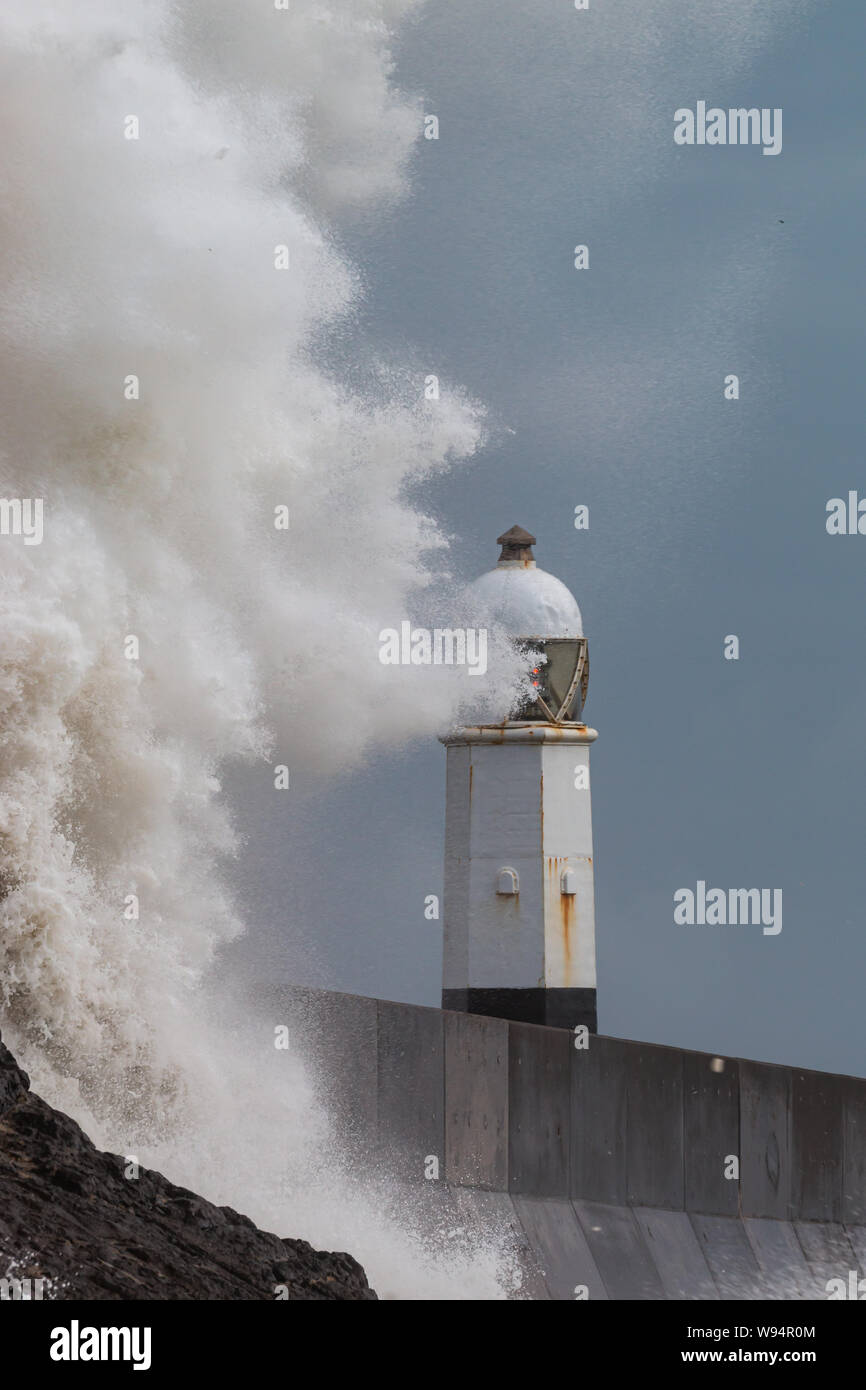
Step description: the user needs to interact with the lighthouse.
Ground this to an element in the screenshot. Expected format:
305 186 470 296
441 527 598 1031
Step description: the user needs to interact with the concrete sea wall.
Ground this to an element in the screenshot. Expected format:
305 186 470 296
279 988 866 1299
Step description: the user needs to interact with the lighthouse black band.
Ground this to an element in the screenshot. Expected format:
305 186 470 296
442 987 597 1033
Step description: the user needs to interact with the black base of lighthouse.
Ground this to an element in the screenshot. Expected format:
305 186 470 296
442 987 597 1033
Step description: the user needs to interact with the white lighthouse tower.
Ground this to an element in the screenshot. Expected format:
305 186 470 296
441 526 598 1031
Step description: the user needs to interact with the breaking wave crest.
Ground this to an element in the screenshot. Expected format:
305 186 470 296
0 0 523 1297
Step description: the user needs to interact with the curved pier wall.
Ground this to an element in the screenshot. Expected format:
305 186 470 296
268 987 866 1299
279 986 866 1222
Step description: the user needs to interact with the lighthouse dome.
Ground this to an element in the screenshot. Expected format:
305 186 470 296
465 526 583 638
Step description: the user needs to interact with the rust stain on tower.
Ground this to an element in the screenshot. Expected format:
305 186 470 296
545 856 575 968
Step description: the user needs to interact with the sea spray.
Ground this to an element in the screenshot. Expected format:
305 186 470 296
0 0 524 1297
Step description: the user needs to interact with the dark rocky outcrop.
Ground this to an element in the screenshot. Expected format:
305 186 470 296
0 1032 376 1300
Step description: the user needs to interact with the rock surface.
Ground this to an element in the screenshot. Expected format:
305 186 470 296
0 1032 376 1300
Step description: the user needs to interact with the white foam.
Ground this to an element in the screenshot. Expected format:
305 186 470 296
0 0 522 1299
